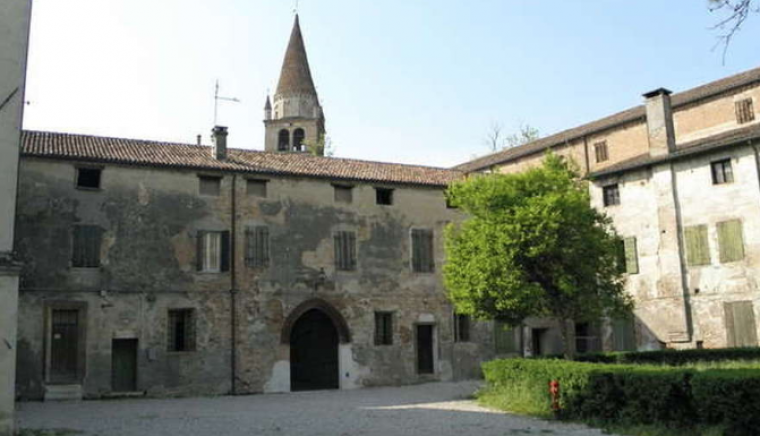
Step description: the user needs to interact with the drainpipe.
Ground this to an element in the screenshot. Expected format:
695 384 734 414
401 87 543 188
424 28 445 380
230 173 238 395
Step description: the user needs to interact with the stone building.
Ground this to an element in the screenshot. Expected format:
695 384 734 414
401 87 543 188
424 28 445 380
457 66 760 353
13 16 499 401
0 0 32 433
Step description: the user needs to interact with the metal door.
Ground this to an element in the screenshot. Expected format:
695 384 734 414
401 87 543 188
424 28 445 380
112 339 138 392
416 324 434 374
50 309 79 383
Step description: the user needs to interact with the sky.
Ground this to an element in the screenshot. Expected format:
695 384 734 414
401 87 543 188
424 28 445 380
23 0 760 168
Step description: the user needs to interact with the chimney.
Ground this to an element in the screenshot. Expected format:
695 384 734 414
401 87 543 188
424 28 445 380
196 134 202 146
212 126 228 160
643 88 676 157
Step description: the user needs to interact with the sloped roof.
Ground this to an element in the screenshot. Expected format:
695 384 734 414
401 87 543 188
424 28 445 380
455 66 760 173
275 15 317 97
21 130 461 187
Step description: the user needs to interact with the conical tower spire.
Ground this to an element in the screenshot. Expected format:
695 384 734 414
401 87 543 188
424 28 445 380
275 15 317 96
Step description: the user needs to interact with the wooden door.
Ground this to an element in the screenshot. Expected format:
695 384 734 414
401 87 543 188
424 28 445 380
50 309 79 383
290 309 339 391
111 339 138 392
416 324 434 374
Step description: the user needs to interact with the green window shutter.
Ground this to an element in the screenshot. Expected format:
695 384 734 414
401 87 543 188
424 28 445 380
624 237 638 274
494 321 517 354
612 318 636 351
685 225 710 266
718 220 745 263
725 301 759 347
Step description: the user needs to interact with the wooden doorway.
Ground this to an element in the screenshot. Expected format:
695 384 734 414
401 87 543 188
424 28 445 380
416 324 434 374
111 339 138 392
50 309 79 383
290 309 339 391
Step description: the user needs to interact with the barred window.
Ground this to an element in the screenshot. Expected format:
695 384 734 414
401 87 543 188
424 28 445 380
334 231 357 271
711 159 734 185
411 229 434 273
72 225 101 268
374 312 393 346
735 98 755 124
196 231 230 272
594 141 608 163
454 314 471 342
603 184 620 207
245 226 269 268
168 309 195 352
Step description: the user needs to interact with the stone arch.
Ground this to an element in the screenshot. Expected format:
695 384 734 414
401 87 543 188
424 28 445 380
281 298 351 344
292 128 305 151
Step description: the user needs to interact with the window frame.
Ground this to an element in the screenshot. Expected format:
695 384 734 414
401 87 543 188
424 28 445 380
374 311 394 346
594 141 609 163
735 98 755 125
71 224 102 268
196 230 230 273
245 226 270 268
602 184 620 207
198 175 222 196
710 158 734 185
333 184 354 204
454 313 471 343
410 228 435 273
167 308 196 352
334 230 357 272
375 187 394 206
246 179 268 197
75 166 103 190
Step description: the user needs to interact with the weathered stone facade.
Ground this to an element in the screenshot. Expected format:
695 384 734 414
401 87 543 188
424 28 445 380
13 16 497 401
0 0 31 432
459 67 760 352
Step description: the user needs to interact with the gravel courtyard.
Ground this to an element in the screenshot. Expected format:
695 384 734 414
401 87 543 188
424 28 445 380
18 381 614 436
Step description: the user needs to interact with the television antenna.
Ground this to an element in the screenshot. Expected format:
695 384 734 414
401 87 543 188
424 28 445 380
213 80 241 125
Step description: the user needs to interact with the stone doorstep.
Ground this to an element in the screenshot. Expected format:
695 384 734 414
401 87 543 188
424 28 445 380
43 384 83 401
102 391 146 400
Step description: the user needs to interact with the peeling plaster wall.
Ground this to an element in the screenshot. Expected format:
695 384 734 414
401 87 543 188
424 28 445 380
15 157 494 399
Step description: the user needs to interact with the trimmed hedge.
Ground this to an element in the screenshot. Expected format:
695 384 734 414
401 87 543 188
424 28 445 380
570 347 760 365
482 358 760 435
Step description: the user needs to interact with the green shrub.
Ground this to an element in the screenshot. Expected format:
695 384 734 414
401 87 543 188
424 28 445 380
482 358 760 433
572 347 760 366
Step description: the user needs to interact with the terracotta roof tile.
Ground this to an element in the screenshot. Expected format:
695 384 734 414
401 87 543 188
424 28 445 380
21 130 461 187
456 66 760 173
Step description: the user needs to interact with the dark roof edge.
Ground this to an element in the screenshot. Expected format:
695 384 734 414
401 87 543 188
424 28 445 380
20 152 454 189
457 67 760 173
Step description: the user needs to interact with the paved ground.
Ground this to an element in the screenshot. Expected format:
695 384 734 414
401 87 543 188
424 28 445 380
17 381 614 436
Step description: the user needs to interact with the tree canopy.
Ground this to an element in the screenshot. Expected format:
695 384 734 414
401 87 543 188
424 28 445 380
443 154 633 357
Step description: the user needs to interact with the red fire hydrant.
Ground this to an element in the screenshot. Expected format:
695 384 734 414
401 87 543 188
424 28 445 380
549 380 561 419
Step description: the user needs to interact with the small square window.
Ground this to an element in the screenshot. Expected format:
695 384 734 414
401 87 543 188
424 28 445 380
168 309 195 352
711 159 734 185
247 179 268 197
334 185 353 204
199 176 221 196
594 141 608 163
602 184 620 207
374 312 393 346
375 188 394 205
76 167 101 189
735 98 755 124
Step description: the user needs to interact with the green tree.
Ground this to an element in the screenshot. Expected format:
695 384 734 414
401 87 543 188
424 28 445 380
444 154 632 358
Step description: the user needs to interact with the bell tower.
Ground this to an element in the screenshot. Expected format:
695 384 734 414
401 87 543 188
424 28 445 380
264 15 325 155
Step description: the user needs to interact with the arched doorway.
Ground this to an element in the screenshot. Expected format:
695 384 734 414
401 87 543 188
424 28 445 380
290 309 339 391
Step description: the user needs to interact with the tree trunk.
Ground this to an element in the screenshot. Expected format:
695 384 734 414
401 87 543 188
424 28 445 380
559 319 576 360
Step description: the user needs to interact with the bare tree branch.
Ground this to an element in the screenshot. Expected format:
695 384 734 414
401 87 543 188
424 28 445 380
708 0 758 63
484 121 503 153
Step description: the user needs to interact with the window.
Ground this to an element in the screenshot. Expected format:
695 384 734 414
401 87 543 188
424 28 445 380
725 301 758 347
411 229 435 273
612 318 636 351
454 314 471 342
247 179 267 197
293 128 305 152
333 185 353 204
375 188 394 205
603 184 620 206
334 231 357 271
198 176 221 196
196 231 230 272
72 225 101 268
684 225 710 266
76 167 101 189
168 309 195 352
494 321 518 354
575 322 600 353
245 226 269 268
736 98 755 124
594 141 608 163
617 237 639 275
711 159 734 185
717 219 744 263
374 312 393 346
278 129 290 151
